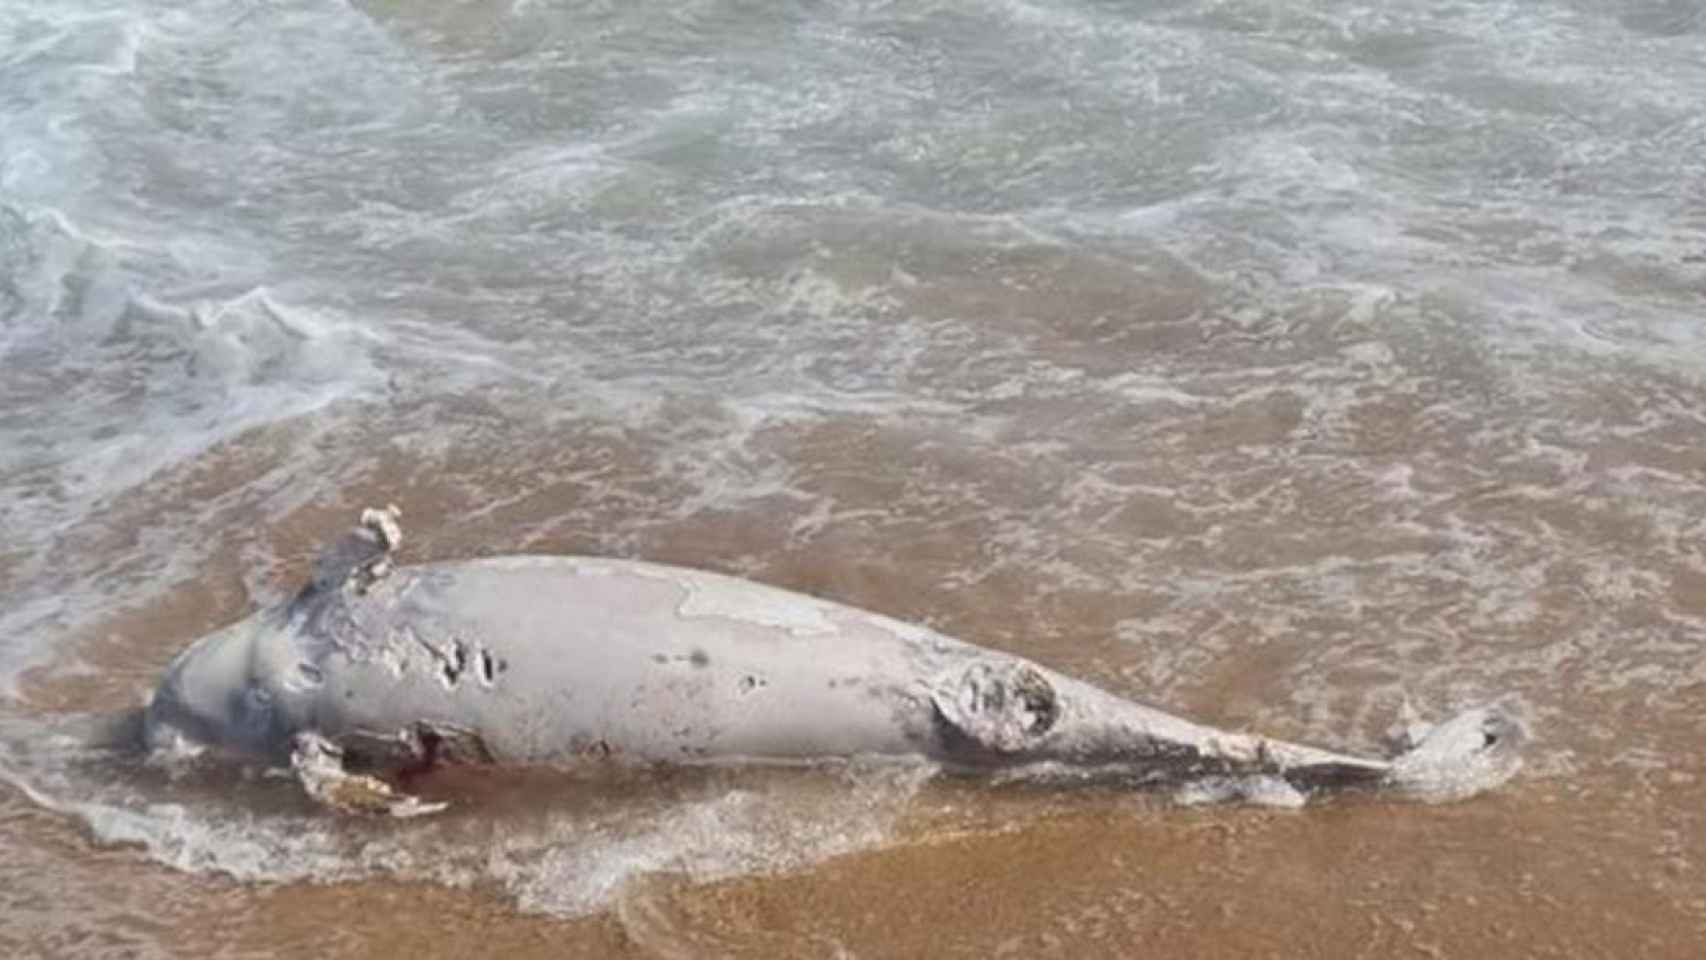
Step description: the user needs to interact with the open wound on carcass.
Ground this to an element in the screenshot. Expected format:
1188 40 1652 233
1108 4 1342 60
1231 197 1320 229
931 661 1060 753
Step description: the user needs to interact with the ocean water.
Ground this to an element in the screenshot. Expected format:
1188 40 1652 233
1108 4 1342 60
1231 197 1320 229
2 0 1704 955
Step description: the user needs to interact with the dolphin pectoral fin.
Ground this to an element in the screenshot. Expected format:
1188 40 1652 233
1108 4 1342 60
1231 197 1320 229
289 731 448 818
930 661 1061 754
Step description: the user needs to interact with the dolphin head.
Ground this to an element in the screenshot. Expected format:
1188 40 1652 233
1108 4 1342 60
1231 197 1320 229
143 612 290 760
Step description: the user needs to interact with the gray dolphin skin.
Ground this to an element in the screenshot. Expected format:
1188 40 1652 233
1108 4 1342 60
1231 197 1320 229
143 507 1524 816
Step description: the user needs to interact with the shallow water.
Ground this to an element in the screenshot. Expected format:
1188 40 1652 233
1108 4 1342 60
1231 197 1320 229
3 0 1705 955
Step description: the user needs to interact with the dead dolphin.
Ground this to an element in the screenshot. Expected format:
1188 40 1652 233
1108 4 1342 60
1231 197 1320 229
143 507 1524 816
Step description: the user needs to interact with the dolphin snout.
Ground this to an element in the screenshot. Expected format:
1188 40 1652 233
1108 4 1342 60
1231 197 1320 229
143 616 273 757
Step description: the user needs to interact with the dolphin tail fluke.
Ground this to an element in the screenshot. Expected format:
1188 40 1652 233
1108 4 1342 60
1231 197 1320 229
1378 704 1526 802
1261 703 1525 801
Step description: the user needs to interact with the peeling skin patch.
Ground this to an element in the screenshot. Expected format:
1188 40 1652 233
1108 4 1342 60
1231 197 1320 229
441 639 467 688
674 573 838 636
370 628 411 678
291 661 324 691
932 662 1061 754
410 633 477 690
473 555 928 646
477 554 787 635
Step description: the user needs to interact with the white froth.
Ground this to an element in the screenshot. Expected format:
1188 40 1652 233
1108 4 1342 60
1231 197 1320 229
0 726 934 919
1174 775 1307 810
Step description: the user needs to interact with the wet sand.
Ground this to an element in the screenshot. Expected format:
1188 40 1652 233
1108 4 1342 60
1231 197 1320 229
3 745 1700 958
5 404 1705 957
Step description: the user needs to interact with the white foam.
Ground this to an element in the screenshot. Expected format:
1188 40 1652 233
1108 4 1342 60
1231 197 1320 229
492 766 929 917
1174 775 1307 810
0 221 384 688
0 728 934 919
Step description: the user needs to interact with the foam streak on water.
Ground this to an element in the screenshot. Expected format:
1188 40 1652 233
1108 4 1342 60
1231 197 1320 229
3 0 1706 951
